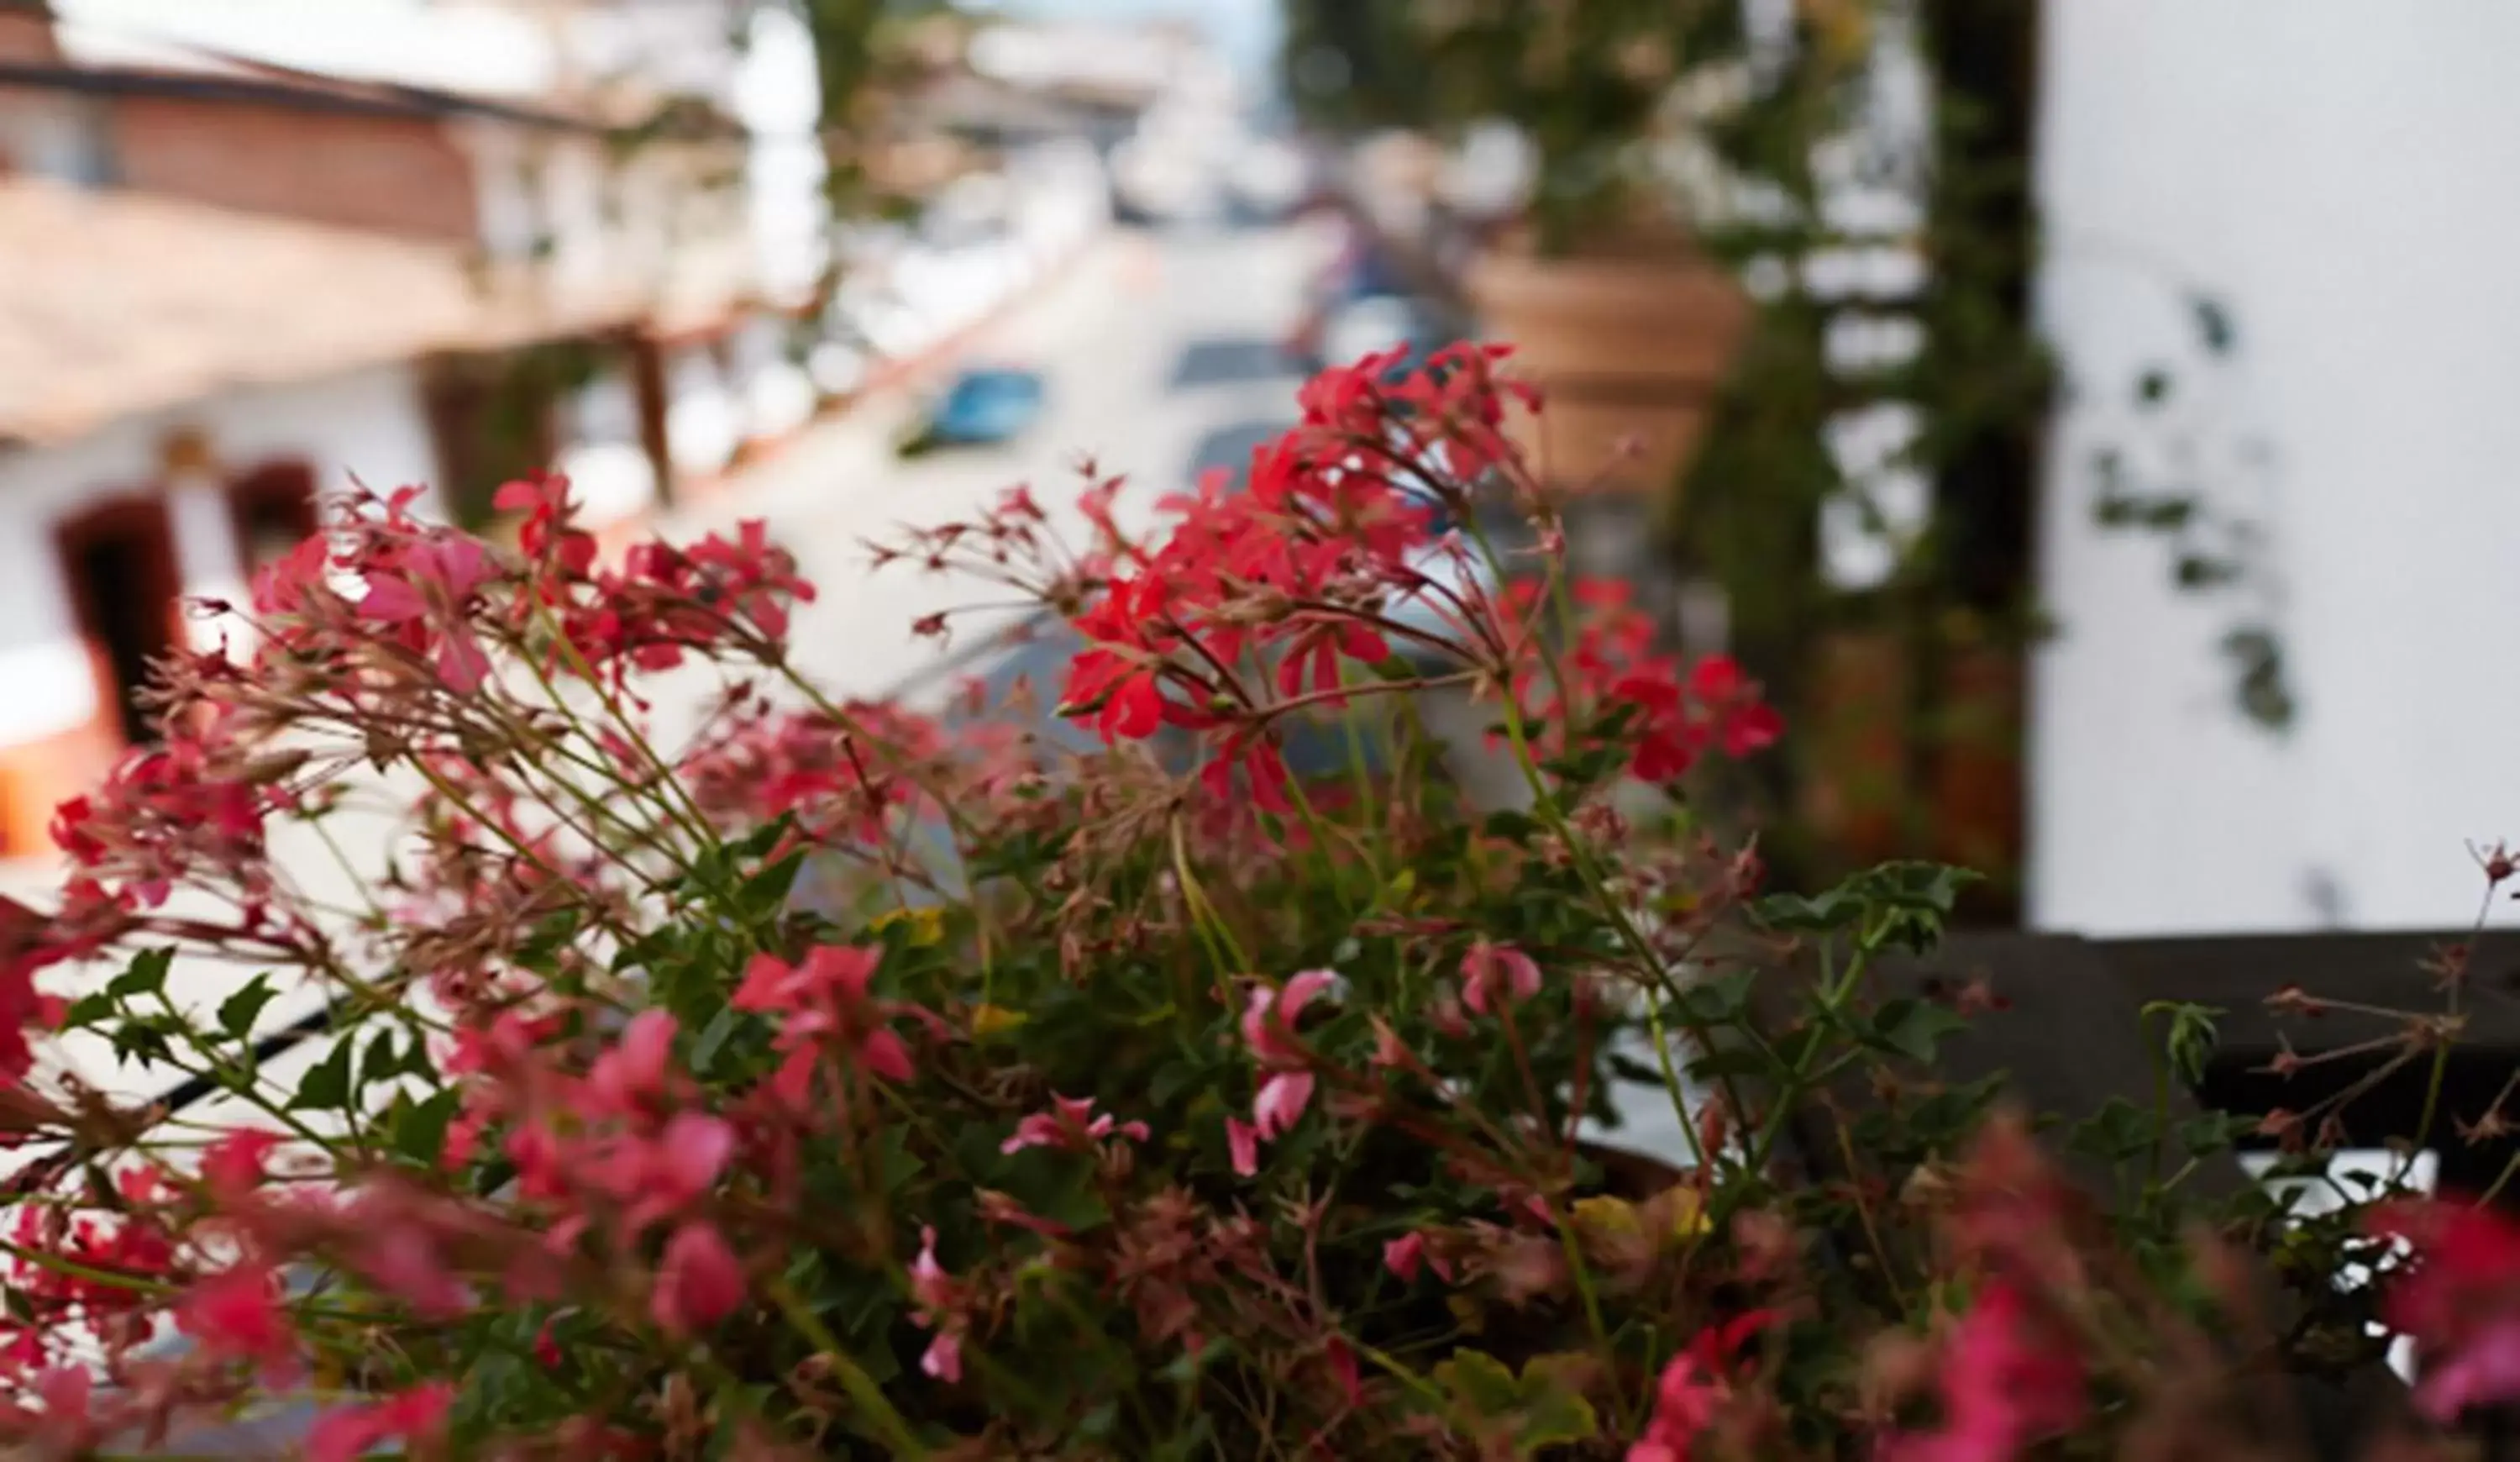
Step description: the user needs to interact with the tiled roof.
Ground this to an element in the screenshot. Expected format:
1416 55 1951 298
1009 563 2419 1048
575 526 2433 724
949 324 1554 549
0 178 645 447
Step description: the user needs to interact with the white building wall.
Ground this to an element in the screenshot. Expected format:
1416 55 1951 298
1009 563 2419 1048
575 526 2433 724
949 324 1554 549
734 4 829 303
665 344 740 478
0 365 440 751
2032 2 2520 934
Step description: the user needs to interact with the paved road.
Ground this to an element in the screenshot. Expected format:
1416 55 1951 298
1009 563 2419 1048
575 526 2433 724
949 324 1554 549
646 216 1328 744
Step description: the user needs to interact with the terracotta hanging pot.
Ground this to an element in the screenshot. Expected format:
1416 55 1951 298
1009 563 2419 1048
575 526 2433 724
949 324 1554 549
1465 235 1751 496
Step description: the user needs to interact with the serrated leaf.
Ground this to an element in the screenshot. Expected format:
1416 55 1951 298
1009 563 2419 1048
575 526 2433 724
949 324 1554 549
1432 1349 1520 1413
1870 999 1971 1063
1750 887 1861 933
388 1089 459 1166
218 976 278 1041
60 993 114 1032
1673 970 1756 1024
738 852 807 921
1847 861 1981 916
291 1039 354 1112
1513 1357 1599 1452
360 1031 404 1085
108 1019 174 1068
2068 1096 2157 1164
2176 1112 2250 1158
108 948 174 1001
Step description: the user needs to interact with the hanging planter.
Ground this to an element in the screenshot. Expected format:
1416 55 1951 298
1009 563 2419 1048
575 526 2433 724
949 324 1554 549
1467 232 1751 495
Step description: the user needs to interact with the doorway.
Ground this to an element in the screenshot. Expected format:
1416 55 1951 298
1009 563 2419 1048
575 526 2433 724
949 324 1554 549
226 460 322 582
57 498 180 748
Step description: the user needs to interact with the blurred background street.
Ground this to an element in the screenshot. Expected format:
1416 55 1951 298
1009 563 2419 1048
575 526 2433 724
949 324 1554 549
649 217 1323 718
13 0 2520 1437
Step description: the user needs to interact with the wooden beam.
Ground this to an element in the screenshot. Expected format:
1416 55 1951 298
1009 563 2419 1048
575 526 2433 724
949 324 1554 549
1759 932 2413 1457
2103 930 2520 1060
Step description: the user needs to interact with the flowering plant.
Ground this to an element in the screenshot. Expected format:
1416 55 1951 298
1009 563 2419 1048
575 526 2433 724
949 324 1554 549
0 346 2505 1459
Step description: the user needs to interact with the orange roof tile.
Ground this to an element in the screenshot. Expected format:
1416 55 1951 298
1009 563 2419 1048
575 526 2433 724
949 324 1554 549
0 178 646 447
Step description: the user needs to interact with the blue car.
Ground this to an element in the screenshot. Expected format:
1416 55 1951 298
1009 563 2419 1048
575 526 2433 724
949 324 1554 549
900 367 1047 455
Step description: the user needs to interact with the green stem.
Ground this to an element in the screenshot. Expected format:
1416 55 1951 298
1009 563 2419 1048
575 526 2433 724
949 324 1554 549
764 1274 927 1459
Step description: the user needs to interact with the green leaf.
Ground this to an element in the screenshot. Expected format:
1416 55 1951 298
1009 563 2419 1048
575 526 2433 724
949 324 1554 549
2176 1112 2253 1158
1030 1160 1111 1233
737 849 806 921
1482 810 1540 842
387 1089 459 1166
1869 999 1971 1064
218 976 278 1041
108 948 175 1001
1845 861 1979 916
1148 1059 1202 1108
1606 1053 1665 1086
1750 886 1861 933
1673 970 1756 1024
2142 1000 2223 1086
290 1039 355 1112
1432 1350 1520 1414
1840 861 1981 953
60 993 115 1032
361 1030 407 1086
1430 1350 1600 1457
108 1016 175 1068
1685 1046 1775 1082
2068 1096 2158 1165
1513 1355 1600 1453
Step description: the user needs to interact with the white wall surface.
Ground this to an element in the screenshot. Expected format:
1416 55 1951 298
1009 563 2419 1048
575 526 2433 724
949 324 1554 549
666 345 740 476
0 366 440 748
736 4 830 302
53 0 554 96
2032 2 2520 934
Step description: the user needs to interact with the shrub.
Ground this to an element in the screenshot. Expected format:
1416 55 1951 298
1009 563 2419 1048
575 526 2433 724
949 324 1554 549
0 345 2500 1459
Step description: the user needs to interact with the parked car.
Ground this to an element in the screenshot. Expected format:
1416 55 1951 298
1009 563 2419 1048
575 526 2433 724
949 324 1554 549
896 366 1047 456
